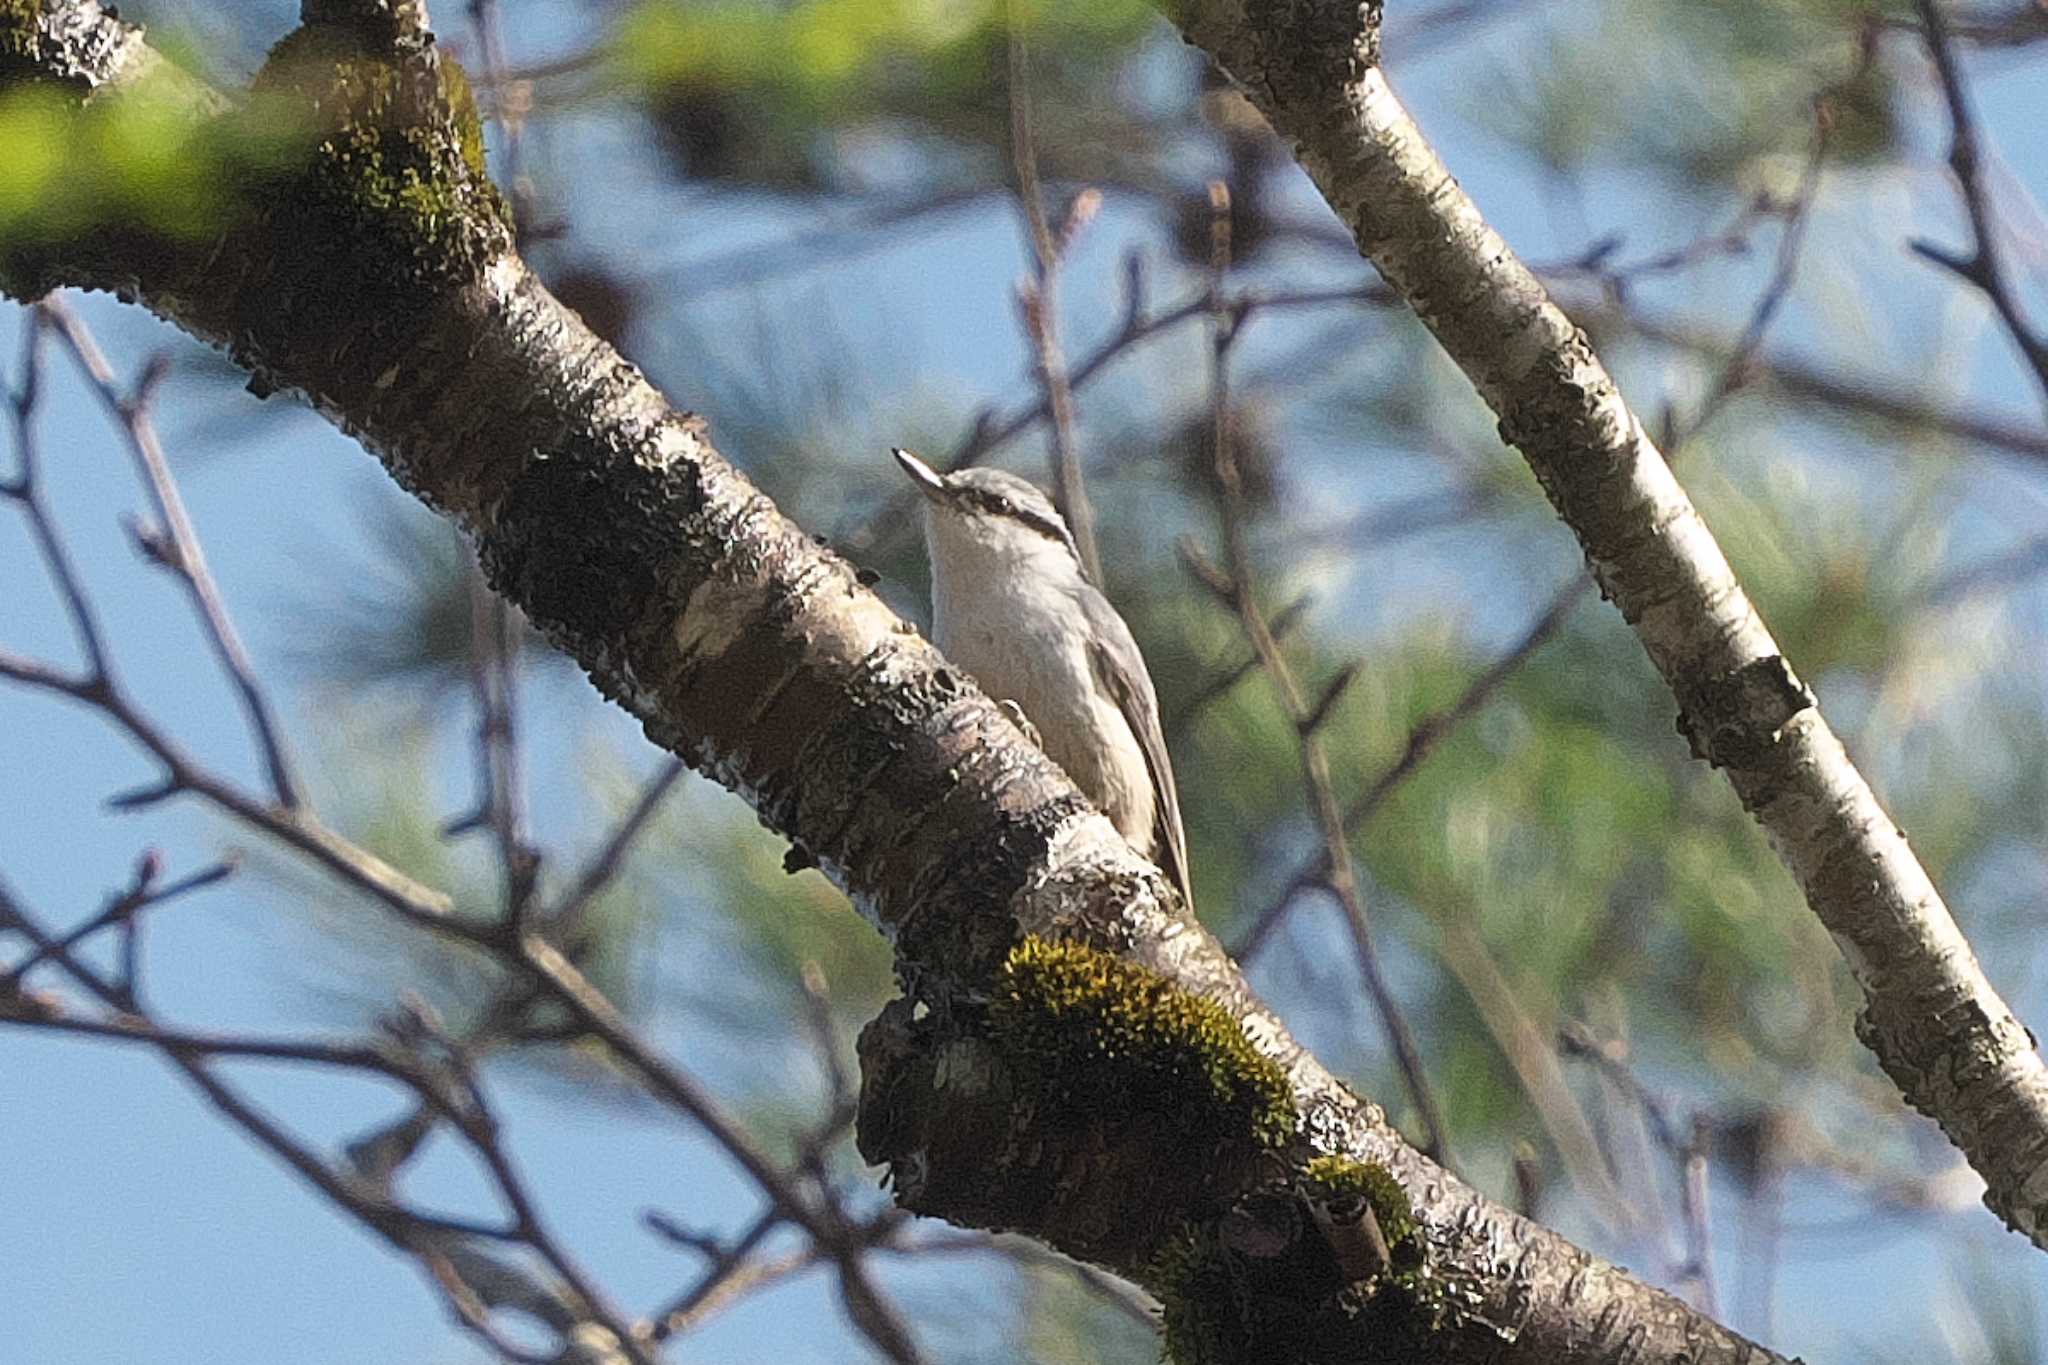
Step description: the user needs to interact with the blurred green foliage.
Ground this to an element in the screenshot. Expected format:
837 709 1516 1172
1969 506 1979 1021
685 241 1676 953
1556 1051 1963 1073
617 0 1166 191
0 76 285 243
1471 0 1898 183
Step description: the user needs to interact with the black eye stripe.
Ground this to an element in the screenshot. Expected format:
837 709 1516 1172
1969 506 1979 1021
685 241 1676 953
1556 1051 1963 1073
1015 508 1069 543
954 484 1075 554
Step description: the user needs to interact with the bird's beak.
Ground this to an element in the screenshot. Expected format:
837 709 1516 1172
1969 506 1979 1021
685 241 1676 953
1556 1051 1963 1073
893 447 949 503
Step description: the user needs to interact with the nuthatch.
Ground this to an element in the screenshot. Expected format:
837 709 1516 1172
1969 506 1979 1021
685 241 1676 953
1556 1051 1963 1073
894 448 1192 909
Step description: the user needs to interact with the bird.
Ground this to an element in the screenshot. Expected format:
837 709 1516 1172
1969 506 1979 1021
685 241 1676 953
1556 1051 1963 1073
893 447 1192 911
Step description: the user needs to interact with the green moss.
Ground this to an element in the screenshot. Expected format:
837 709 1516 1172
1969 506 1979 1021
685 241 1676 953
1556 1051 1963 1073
435 58 489 183
248 24 511 296
1147 1158 1459 1364
990 936 1297 1153
1302 1154 1417 1255
1152 1224 1237 1365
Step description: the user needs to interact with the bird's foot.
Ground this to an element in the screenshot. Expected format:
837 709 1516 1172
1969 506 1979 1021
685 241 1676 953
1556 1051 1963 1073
998 699 1044 751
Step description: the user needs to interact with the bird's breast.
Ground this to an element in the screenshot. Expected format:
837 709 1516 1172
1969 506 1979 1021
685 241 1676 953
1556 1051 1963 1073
933 604 1157 857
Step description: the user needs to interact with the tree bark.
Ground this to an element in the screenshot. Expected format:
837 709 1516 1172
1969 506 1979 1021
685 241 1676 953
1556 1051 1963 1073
2 1 1797 1360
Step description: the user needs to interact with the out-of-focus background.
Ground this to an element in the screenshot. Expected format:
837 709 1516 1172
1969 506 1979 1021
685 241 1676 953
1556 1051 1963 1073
5 0 2048 1360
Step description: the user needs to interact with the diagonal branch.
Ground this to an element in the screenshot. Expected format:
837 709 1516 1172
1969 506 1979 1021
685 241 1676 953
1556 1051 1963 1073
43 298 305 810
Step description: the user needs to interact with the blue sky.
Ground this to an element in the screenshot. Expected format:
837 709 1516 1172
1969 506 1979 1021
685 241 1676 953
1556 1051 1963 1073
6 3 2048 1362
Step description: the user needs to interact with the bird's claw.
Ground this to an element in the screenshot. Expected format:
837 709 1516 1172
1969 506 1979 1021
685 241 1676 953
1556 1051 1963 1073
999 698 1044 751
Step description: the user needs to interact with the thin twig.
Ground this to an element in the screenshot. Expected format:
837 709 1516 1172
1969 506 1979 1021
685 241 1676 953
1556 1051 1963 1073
1434 922 1641 1242
1193 180 1449 1165
1006 7 1102 583
411 1003 650 1356
4 309 111 681
3 314 923 1365
646 1208 803 1342
1695 98 1833 425
1606 308 2048 466
0 880 659 1365
0 642 459 927
42 296 304 810
898 1227 1161 1331
1229 577 1586 965
947 280 1394 475
2 312 453 928
1920 529 2048 605
3 853 235 991
1561 1020 1720 1315
514 933 926 1364
546 755 687 934
453 565 540 916
1909 0 2048 409
1165 589 1314 740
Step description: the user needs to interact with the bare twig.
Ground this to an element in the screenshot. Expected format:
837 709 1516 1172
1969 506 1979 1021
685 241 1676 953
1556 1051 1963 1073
1006 8 1102 583
43 296 304 810
1921 529 2048 605
1604 308 2048 466
1561 1020 1720 1315
1433 922 1638 1241
1229 577 1585 965
450 565 540 916
546 755 687 934
514 934 925 1365
897 1227 1161 1330
1695 98 1833 426
646 1209 807 1342
0 880 657 1365
0 640 461 928
2 852 235 994
1191 180 1449 1165
945 279 1393 477
3 311 924 1365
1909 0 2048 408
3 310 110 681
1165 589 1314 739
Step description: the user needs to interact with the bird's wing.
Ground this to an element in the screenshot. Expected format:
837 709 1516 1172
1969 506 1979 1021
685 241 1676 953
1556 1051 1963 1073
1087 614 1194 914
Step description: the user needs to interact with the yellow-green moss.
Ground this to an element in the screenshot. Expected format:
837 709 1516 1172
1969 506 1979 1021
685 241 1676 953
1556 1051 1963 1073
1148 1157 1455 1365
435 58 489 183
990 936 1297 1153
249 25 510 294
1302 1154 1417 1252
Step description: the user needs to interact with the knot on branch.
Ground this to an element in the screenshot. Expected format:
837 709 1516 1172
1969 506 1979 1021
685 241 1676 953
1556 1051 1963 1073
1673 654 1814 772
1153 1154 1466 1365
247 16 511 303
